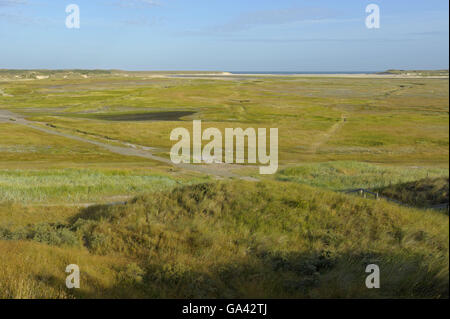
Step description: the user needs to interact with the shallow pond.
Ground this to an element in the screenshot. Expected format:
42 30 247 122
93 111 196 122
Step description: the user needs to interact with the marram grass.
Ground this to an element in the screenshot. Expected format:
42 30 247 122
0 180 448 298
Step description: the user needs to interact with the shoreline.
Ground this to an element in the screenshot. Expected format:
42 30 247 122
170 72 449 79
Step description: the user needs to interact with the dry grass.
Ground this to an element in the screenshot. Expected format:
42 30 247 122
0 180 448 298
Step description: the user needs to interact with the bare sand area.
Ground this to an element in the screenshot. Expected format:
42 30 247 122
165 73 448 80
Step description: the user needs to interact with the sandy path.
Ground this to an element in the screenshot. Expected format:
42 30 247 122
0 109 258 181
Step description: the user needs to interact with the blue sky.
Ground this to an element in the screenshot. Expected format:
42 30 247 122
0 0 448 71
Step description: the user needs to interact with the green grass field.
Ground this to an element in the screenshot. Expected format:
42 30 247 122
0 70 448 298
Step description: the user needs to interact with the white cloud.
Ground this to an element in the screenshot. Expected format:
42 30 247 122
212 7 337 33
113 0 161 8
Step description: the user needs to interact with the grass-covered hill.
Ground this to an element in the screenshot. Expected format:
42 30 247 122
1 180 448 299
0 69 226 80
377 177 449 209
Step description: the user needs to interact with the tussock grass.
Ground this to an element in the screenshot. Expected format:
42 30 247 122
2 76 448 166
0 241 134 299
1 180 447 298
0 169 179 203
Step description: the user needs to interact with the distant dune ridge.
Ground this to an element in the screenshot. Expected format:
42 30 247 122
0 69 448 80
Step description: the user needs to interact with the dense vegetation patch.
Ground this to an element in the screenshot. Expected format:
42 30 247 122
377 177 449 209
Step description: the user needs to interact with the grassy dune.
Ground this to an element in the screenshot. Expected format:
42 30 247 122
0 181 448 298
377 177 449 208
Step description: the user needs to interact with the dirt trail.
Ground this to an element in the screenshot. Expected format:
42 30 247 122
307 114 347 154
0 109 259 182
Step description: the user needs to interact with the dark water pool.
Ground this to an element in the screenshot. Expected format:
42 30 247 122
94 111 196 122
